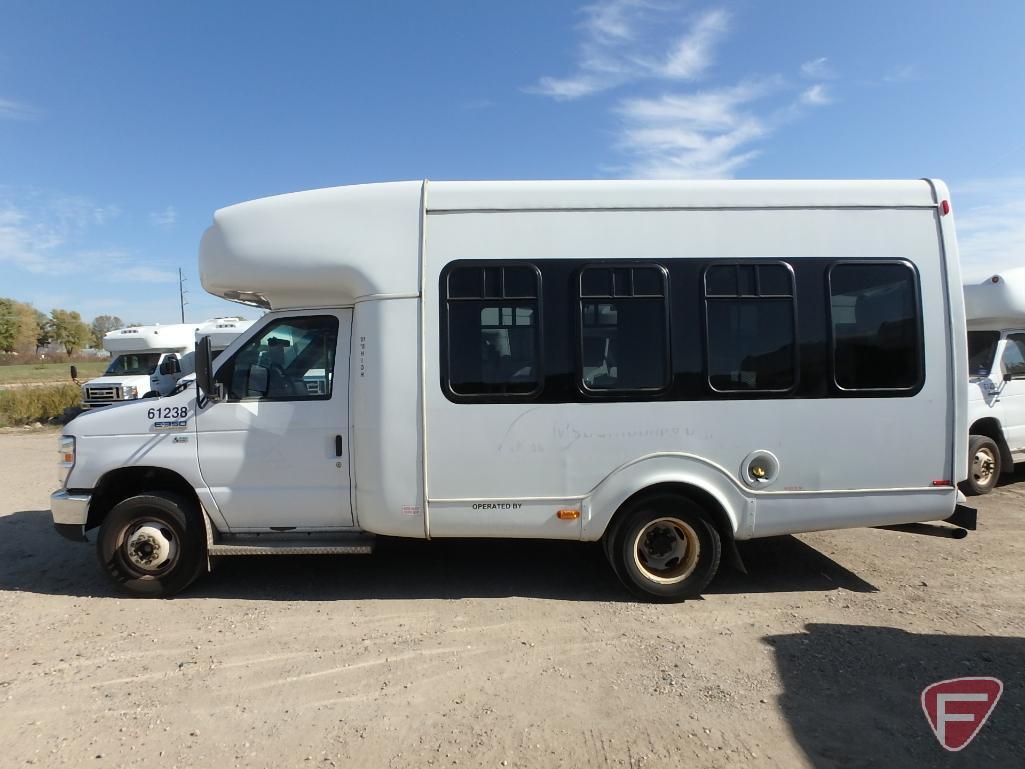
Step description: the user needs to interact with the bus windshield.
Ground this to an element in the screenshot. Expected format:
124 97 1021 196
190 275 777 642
105 353 162 376
967 331 1000 377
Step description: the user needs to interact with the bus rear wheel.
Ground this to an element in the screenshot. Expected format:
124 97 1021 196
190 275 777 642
963 435 1000 496
608 495 721 602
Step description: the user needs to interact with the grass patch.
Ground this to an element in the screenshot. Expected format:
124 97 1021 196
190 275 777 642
0 384 83 426
0 361 107 385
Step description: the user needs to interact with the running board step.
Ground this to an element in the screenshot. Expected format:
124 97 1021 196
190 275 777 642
208 533 375 556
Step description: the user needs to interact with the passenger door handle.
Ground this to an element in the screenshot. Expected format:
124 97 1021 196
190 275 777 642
335 435 344 457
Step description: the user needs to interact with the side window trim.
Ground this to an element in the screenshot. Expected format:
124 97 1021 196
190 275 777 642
702 260 799 394
216 314 339 403
576 262 672 395
441 261 545 401
826 259 924 393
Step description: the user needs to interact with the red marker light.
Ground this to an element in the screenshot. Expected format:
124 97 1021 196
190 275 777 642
932 480 952 486
940 200 950 215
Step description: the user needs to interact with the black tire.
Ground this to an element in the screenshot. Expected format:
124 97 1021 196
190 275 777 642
606 494 722 602
962 435 1001 496
96 492 207 597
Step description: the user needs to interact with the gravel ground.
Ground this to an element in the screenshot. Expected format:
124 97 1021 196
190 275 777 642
1 429 1022 768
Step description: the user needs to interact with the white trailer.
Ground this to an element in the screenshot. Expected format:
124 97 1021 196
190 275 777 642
962 267 1025 494
51 180 971 601
79 324 200 408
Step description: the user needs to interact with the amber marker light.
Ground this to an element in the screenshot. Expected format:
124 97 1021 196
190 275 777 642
557 509 580 520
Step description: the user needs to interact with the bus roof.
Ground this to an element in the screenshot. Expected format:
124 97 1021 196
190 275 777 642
199 179 947 311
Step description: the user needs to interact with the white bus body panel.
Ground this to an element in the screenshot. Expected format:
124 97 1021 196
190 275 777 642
422 203 959 540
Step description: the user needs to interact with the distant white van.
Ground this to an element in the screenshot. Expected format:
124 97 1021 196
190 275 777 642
51 180 970 601
963 268 1025 494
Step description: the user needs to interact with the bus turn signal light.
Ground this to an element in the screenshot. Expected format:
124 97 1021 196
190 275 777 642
557 509 580 520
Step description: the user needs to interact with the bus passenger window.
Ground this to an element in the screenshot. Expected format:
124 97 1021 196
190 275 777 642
578 265 670 392
444 265 542 397
704 263 797 392
829 262 921 391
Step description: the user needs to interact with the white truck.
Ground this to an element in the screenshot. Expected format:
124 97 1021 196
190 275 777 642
77 324 200 408
962 267 1025 494
50 180 972 602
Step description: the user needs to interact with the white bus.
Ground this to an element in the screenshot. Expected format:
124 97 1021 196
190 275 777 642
963 267 1025 494
51 180 971 601
78 323 200 408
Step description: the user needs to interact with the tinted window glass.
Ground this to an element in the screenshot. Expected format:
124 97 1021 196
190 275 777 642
581 300 668 390
1003 334 1025 377
444 264 542 397
968 331 999 377
707 302 795 390
218 316 338 400
578 265 669 392
704 262 796 392
829 263 921 390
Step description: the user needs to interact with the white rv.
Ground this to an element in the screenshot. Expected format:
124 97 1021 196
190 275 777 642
962 267 1025 494
79 324 200 408
51 180 971 601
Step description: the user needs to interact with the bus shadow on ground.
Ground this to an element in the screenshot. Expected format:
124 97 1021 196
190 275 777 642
1 508 874 600
767 623 1025 768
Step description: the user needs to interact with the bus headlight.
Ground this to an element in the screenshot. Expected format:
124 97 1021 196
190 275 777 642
58 435 76 488
123 385 139 399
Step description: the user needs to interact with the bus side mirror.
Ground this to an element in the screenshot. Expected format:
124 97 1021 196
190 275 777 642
69 365 78 382
195 336 219 402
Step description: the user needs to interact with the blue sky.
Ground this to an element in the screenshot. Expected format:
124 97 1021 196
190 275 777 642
1 1 1023 324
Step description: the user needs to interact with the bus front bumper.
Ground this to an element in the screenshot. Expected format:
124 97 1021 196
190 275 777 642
51 490 91 542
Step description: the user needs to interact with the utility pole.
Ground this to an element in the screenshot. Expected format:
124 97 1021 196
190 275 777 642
178 268 188 323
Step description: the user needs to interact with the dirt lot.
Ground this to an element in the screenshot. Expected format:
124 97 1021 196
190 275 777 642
1 429 1022 768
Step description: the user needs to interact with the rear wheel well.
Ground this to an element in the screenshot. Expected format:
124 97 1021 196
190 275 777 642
969 418 1012 474
606 482 736 548
84 467 201 531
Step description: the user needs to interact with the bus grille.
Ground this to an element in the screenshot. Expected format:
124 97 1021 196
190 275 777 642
85 385 122 403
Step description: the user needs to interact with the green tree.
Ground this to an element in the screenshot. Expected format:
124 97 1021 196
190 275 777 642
0 298 17 352
90 315 124 347
35 310 53 351
50 309 92 355
0 298 41 354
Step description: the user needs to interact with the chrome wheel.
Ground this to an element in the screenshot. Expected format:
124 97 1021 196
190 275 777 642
119 519 179 577
631 516 701 585
971 446 997 488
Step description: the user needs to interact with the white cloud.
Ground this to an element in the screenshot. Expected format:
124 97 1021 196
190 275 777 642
658 8 729 80
953 178 1025 281
527 2 729 100
800 84 832 106
616 81 777 178
0 98 35 119
800 57 835 80
149 205 178 228
0 192 176 284
529 2 834 178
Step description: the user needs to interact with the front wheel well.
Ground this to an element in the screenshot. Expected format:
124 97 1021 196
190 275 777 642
84 467 201 531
